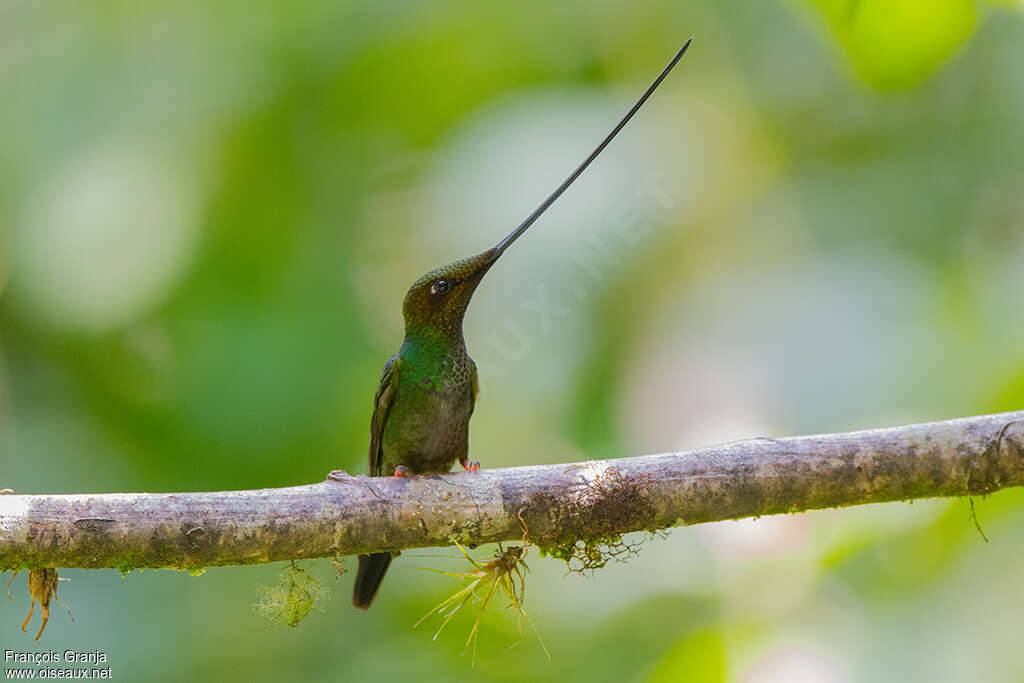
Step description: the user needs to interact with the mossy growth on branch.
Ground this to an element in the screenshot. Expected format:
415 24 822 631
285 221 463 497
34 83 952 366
255 561 329 628
112 552 143 576
537 466 664 573
540 531 653 572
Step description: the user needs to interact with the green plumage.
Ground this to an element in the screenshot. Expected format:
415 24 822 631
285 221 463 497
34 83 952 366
370 249 494 478
353 249 493 609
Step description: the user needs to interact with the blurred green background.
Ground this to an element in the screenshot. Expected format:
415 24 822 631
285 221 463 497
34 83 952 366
3 0 1024 680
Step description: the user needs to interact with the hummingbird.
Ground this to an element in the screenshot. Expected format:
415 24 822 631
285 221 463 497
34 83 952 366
335 39 693 610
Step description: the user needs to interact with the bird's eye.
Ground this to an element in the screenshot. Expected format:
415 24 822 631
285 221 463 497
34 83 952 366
431 279 450 295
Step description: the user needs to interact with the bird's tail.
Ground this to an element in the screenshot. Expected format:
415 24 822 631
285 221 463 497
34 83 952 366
353 552 393 610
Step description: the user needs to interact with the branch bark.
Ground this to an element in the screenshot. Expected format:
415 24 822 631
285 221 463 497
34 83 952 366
1 411 1022 572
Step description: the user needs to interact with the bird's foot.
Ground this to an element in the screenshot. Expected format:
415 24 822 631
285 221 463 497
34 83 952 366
394 465 411 478
460 460 481 472
326 470 353 482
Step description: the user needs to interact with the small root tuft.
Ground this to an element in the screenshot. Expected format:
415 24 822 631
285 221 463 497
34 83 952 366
332 553 347 578
8 569 74 641
413 511 549 666
968 497 989 543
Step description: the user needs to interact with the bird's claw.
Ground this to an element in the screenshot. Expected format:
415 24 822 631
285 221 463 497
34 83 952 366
326 470 351 482
461 460 481 472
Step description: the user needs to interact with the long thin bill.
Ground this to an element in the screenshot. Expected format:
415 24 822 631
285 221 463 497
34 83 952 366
492 38 693 257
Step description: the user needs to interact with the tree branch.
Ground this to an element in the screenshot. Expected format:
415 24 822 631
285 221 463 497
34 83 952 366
1 411 1022 572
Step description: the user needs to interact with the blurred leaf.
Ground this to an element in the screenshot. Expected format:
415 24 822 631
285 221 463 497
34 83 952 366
649 629 727 683
991 361 1024 412
810 0 977 90
582 595 719 683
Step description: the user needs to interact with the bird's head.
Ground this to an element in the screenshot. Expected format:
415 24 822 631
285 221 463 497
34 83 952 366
401 248 499 339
